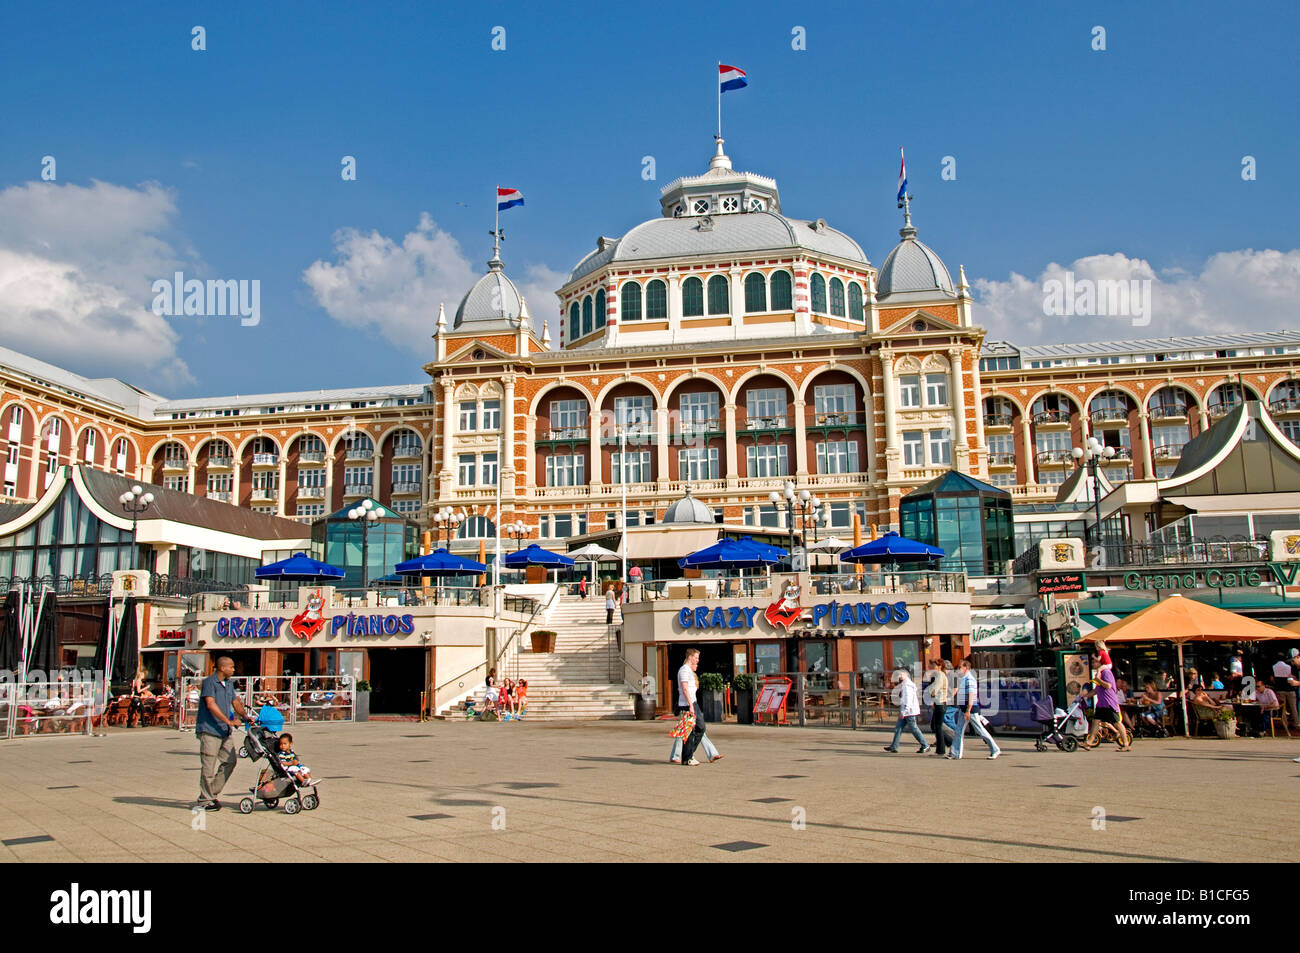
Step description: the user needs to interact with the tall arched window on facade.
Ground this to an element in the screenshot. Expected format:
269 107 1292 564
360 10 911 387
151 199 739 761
595 289 606 329
582 296 593 336
810 273 827 314
744 273 767 313
848 282 864 321
645 279 667 319
621 282 641 321
829 277 846 317
569 302 580 341
682 277 704 317
707 275 730 315
770 271 793 310
457 515 496 539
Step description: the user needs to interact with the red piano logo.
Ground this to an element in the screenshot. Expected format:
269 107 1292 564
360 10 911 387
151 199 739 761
289 589 328 641
764 579 805 631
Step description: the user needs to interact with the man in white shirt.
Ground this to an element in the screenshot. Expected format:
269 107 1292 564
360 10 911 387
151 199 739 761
883 669 931 754
676 648 704 766
1273 651 1299 728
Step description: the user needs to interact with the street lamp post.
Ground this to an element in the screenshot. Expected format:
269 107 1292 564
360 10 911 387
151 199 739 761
348 499 385 588
768 481 821 570
434 506 464 549
1071 436 1116 549
505 520 530 546
118 485 154 571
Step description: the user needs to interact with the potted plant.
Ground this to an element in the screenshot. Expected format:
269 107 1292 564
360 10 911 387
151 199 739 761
699 672 725 723
732 673 757 725
530 629 557 653
354 679 371 722
1212 706 1237 739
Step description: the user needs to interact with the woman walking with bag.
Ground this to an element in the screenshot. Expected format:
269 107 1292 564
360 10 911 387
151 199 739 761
927 657 949 757
949 658 1001 760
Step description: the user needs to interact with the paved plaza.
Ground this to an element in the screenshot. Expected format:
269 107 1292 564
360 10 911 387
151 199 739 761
0 721 1294 863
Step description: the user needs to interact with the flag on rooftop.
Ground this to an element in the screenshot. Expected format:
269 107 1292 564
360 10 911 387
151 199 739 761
718 64 747 92
496 187 524 211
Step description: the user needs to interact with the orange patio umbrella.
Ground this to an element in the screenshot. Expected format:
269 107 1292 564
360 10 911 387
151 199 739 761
1284 619 1300 635
1077 594 1293 735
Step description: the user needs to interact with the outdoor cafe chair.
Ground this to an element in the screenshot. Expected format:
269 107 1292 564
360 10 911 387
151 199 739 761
1264 705 1288 738
1191 705 1218 737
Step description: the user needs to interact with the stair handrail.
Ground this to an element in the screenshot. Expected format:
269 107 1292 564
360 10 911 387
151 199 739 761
493 584 561 680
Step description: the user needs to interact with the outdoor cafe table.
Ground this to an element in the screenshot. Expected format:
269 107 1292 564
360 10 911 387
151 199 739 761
1231 701 1265 737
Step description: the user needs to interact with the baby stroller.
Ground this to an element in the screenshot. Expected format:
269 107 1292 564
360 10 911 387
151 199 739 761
237 706 321 815
1032 696 1082 752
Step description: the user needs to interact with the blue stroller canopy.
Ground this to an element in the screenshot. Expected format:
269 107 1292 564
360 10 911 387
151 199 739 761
257 704 285 733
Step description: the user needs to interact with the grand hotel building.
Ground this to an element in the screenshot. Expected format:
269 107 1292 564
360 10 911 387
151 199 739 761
4 139 1300 578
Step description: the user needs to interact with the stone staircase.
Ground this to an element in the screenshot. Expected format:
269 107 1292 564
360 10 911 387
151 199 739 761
505 596 634 721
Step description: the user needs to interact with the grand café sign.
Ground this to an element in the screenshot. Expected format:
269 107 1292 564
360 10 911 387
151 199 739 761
1123 562 1299 592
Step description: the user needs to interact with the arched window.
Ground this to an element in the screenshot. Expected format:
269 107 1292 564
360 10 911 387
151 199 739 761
595 289 606 329
707 275 730 315
848 282 864 321
810 273 827 314
569 302 580 341
457 515 496 539
682 277 704 317
770 271 793 310
582 296 593 336
829 277 846 317
645 279 667 319
621 282 642 321
744 273 767 313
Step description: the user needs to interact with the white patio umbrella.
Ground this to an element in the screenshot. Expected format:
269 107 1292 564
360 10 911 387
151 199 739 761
805 535 849 571
569 543 621 587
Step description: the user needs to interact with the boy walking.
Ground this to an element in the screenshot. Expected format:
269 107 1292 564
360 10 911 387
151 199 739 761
950 658 1000 760
883 669 930 754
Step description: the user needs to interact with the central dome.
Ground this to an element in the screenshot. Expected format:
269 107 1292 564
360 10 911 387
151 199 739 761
876 222 955 302
661 488 715 524
454 256 524 329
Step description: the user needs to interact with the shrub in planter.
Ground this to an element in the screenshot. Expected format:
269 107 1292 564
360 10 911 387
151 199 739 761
354 680 371 722
530 630 557 653
1212 706 1237 739
732 673 757 725
699 672 726 723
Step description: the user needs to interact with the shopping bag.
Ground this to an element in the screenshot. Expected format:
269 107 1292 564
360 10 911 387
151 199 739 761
669 711 696 739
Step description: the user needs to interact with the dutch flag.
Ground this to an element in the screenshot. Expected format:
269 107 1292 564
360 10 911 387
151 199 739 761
497 187 524 212
718 64 747 92
897 148 907 204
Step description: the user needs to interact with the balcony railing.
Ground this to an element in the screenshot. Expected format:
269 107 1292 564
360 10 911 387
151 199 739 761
540 426 588 443
1035 449 1074 465
296 486 326 500
1207 402 1240 420
161 456 187 471
744 415 789 430
251 488 278 502
1102 446 1133 462
1269 396 1300 415
345 446 375 461
343 483 372 497
391 444 423 459
1153 444 1183 460
251 453 279 467
1089 408 1130 425
677 418 722 437
206 455 234 469
1032 410 1071 426
808 412 863 429
807 473 863 487
988 452 1017 468
1150 403 1189 422
206 491 233 503
391 481 422 495
1095 537 1269 569
298 451 327 464
983 412 1014 429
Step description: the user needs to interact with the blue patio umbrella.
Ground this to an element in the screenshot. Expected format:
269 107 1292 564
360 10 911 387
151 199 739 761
502 543 575 568
678 537 783 571
736 536 790 564
394 549 487 577
839 532 944 566
255 552 346 582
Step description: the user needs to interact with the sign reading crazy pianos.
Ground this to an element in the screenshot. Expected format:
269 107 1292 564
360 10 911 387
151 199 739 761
215 612 416 640
677 582 909 631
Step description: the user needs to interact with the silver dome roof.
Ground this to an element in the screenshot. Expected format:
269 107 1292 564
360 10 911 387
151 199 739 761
876 222 955 302
454 256 524 329
661 488 715 524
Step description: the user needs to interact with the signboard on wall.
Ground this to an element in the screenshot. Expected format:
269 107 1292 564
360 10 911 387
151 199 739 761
1038 573 1086 594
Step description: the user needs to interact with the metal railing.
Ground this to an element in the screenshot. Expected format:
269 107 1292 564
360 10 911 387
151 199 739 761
541 426 588 442
207 491 233 502
343 483 372 496
296 485 326 499
1150 403 1190 421
743 415 789 430
162 456 188 470
1269 396 1300 415
298 451 327 463
983 412 1014 428
1207 402 1240 419
345 447 375 461
1093 537 1269 568
2 681 96 740
391 482 422 495
1035 449 1074 464
988 452 1017 467
1102 446 1133 461
1 574 114 595
179 675 354 731
1089 408 1130 424
808 412 863 428
252 453 279 466
1032 410 1071 425
633 570 966 601
206 455 234 468
1153 444 1183 460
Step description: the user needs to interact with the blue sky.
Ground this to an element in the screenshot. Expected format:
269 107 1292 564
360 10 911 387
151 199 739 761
1 0 1296 397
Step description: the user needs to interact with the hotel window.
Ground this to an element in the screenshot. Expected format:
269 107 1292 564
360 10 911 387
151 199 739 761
595 289 606 329
83 429 97 464
988 433 1014 457
902 431 924 466
899 375 921 408
297 504 325 518
44 417 62 452
1280 419 1300 446
569 302 580 341
621 282 641 321
1039 468 1067 486
390 499 421 514
615 395 654 437
582 296 593 336
207 473 233 493
459 401 478 432
251 470 279 492
816 440 859 474
1035 430 1070 456
344 465 373 491
754 504 783 528
829 277 846 317
480 399 501 431
1152 424 1189 453
826 501 867 530
480 453 498 486
298 468 326 488
645 279 667 319
1155 465 1177 479
746 444 788 478
298 434 326 456
988 471 1017 488
848 282 864 321
682 277 704 317
925 373 949 407
927 430 952 466
45 449 59 488
113 438 130 472
392 463 422 489
163 475 188 492
545 453 584 487
744 273 766 313
611 450 652 484
606 510 654 529
458 516 495 539
549 513 587 539
550 399 588 437
746 388 786 428
678 446 719 481
8 405 23 441
391 430 423 456
345 432 374 456
458 454 477 486
810 273 827 313
2 481 14 498
252 505 276 515
679 391 719 432
6 444 17 468
707 275 729 315
770 271 793 310
814 383 854 418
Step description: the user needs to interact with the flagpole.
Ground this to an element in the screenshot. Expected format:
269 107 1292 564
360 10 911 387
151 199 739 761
716 61 721 142
494 184 499 258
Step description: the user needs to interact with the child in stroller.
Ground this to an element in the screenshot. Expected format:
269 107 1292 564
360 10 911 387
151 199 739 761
1031 695 1085 752
237 706 321 815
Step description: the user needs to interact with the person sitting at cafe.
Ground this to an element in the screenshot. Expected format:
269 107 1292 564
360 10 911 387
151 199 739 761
1158 670 1176 691
1189 684 1224 712
1140 678 1167 726
1208 672 1225 690
1256 679 1280 712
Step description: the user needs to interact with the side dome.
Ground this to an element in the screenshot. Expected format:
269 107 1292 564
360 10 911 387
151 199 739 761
454 256 524 329
876 222 955 302
661 488 715 524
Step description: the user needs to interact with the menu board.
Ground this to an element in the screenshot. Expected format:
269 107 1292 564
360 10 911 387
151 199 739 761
754 677 792 715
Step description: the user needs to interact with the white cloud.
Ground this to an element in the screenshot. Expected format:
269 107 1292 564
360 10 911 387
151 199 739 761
0 180 194 388
973 248 1300 343
302 213 478 346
